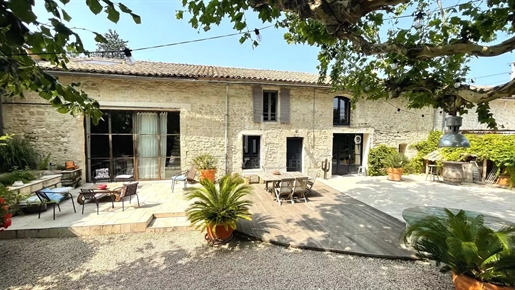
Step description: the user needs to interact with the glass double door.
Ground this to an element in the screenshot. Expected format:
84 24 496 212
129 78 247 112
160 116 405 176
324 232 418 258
332 134 363 175
86 110 181 181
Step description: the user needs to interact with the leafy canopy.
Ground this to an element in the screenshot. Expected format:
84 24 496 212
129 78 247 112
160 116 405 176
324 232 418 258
177 0 515 129
0 0 140 123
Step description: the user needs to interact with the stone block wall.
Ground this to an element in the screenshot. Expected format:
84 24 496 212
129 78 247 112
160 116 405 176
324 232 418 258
2 74 440 180
459 99 515 130
2 96 85 171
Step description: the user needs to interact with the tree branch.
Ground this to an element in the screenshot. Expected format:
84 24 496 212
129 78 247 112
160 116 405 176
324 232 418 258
456 79 515 103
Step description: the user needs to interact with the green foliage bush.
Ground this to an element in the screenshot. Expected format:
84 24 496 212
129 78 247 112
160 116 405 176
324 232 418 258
37 153 51 170
0 169 37 187
440 134 515 186
0 135 38 172
368 144 398 176
407 131 443 174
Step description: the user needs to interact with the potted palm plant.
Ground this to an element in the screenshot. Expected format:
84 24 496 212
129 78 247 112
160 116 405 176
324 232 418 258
192 153 217 183
403 209 515 290
384 152 409 181
184 173 253 244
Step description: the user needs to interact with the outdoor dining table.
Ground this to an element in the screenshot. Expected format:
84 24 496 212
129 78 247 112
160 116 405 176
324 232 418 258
257 171 309 192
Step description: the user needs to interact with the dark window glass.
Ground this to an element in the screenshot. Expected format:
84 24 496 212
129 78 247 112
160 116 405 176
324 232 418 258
90 135 110 157
242 135 260 169
167 112 180 134
263 91 277 121
333 97 351 125
91 112 109 133
111 111 133 133
112 135 134 157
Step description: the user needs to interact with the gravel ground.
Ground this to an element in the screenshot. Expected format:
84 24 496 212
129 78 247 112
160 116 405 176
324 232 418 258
0 232 453 290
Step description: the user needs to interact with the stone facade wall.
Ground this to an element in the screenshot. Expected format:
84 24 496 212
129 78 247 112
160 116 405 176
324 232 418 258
2 74 440 180
2 97 85 171
459 99 515 130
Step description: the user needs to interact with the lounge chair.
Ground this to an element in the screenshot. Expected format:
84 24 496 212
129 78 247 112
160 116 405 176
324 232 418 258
171 165 197 192
274 178 295 205
35 189 76 220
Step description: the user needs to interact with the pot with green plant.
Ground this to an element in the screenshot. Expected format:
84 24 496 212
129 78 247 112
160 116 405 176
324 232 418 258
384 152 409 181
403 209 515 290
192 153 218 183
184 174 253 244
497 166 515 188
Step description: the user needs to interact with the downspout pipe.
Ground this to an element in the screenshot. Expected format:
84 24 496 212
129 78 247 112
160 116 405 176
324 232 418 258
225 84 229 175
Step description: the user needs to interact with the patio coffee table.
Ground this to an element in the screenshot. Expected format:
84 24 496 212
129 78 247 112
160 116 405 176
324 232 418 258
402 206 514 231
76 187 123 205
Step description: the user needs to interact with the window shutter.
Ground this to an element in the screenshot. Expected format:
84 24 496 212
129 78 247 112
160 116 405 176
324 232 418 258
280 88 290 124
252 86 262 123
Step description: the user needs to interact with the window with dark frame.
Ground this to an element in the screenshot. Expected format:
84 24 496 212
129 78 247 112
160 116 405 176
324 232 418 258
333 96 351 125
242 135 260 169
263 91 278 121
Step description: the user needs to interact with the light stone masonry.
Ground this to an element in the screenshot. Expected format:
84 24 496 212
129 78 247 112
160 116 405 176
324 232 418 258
2 74 471 180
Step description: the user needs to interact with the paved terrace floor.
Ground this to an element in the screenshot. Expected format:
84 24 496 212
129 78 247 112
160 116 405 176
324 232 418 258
0 181 193 238
0 175 513 260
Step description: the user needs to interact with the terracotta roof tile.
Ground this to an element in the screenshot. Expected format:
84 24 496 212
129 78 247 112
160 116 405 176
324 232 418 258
41 58 328 86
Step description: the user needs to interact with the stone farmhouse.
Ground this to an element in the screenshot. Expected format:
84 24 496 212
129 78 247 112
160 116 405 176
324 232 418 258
2 59 514 182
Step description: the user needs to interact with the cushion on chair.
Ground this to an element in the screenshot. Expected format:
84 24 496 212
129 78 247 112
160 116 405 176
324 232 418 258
18 195 42 206
116 174 133 179
94 193 108 199
46 193 66 203
172 175 187 181
41 187 73 195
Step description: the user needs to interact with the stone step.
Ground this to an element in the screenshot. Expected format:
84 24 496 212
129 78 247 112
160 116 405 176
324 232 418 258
146 215 193 233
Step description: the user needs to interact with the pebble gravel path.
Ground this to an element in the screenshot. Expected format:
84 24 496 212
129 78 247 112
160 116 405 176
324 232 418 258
0 231 453 290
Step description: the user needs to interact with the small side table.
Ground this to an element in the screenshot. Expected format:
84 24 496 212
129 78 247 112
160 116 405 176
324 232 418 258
426 165 440 182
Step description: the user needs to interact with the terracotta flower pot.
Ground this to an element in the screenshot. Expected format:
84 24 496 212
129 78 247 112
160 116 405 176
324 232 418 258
452 272 515 290
200 169 217 183
206 224 233 242
387 167 403 181
497 175 510 187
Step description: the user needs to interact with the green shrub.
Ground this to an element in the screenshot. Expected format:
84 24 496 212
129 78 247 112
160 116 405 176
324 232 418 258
368 144 398 176
408 130 443 174
0 169 37 187
384 152 409 168
0 135 38 172
403 209 515 287
37 153 51 170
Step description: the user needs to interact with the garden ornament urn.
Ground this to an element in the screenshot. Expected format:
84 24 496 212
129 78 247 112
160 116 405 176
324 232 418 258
438 116 470 148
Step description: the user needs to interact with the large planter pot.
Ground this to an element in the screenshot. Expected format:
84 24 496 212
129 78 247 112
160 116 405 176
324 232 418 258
387 167 403 181
497 175 511 187
452 272 515 290
206 224 234 242
200 169 217 183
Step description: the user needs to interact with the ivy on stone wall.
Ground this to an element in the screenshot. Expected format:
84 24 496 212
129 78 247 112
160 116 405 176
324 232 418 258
407 131 443 174
440 134 515 168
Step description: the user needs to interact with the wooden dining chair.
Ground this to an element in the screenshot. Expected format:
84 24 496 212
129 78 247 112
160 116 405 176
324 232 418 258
293 177 309 203
274 178 295 205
